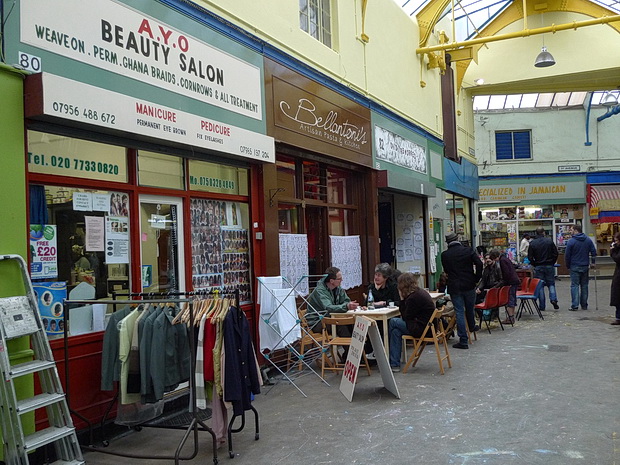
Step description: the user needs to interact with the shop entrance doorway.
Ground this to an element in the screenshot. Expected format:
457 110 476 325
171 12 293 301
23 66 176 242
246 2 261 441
139 196 185 293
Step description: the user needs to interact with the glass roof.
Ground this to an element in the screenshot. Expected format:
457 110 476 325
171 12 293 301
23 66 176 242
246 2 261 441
473 91 619 111
396 0 620 41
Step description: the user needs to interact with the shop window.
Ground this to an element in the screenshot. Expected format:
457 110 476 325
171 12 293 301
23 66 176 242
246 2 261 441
138 151 185 189
30 184 131 336
189 160 248 195
190 199 252 304
276 156 297 198
328 208 354 236
327 168 350 204
495 131 532 161
303 161 327 201
278 204 299 233
27 130 127 183
299 0 332 48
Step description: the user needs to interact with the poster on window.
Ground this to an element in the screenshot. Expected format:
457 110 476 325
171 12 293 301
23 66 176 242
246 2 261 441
29 224 58 279
33 281 66 337
190 199 252 303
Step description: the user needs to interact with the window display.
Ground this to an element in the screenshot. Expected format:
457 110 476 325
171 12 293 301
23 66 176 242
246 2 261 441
31 186 131 296
190 199 251 303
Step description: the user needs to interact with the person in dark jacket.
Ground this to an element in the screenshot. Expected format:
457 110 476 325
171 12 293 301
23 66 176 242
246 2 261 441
441 233 483 349
387 272 436 372
489 249 520 323
475 254 501 304
565 224 597 311
365 263 401 308
609 232 620 325
528 226 559 311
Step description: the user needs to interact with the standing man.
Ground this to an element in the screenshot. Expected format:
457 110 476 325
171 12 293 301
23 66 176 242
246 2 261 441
565 224 597 311
528 226 559 311
441 233 483 349
519 233 531 262
306 267 359 333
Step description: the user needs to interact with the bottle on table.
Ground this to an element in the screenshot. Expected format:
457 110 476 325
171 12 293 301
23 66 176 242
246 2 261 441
367 289 375 310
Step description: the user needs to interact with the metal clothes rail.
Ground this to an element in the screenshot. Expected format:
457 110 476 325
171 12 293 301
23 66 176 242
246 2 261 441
62 296 219 464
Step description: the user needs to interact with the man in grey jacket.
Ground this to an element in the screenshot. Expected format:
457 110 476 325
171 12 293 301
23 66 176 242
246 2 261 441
565 224 597 311
306 266 359 333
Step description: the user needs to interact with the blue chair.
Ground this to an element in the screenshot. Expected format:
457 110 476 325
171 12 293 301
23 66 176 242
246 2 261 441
516 278 545 321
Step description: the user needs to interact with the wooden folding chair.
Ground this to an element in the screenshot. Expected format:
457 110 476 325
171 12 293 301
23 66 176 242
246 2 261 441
321 316 371 378
402 308 452 375
287 308 325 371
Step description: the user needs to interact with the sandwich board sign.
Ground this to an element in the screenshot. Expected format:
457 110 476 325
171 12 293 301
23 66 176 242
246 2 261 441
339 315 400 401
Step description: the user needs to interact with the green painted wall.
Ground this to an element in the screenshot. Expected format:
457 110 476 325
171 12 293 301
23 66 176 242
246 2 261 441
0 67 34 459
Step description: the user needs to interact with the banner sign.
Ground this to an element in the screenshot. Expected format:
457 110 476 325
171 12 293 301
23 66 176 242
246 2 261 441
20 0 262 120
32 73 275 163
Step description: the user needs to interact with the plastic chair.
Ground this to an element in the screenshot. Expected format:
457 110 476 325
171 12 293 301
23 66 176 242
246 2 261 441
474 287 504 333
516 278 545 320
497 285 513 327
321 316 371 378
517 276 531 295
402 308 452 375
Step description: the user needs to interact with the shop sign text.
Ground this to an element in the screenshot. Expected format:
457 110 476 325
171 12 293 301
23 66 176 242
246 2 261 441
20 0 262 119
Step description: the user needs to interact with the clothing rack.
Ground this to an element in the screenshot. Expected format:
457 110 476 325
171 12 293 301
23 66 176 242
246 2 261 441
109 289 259 459
63 297 219 464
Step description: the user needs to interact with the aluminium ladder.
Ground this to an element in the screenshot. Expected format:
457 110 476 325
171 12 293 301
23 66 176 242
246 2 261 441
0 254 83 465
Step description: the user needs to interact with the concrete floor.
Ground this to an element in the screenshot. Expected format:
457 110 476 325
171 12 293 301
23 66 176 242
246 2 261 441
82 276 620 465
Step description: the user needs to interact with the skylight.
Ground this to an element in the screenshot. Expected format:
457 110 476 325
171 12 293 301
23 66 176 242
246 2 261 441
473 91 619 111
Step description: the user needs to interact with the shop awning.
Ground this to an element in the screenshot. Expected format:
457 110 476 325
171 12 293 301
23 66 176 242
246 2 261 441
588 184 620 223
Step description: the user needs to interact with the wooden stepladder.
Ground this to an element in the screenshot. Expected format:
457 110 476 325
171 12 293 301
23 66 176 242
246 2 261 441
0 255 83 465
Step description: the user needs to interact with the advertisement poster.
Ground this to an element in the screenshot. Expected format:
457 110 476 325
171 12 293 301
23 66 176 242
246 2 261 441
29 224 58 279
33 281 67 337
85 216 105 251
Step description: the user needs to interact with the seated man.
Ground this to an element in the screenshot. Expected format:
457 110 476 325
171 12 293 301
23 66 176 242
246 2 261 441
306 266 359 335
475 254 501 304
387 272 436 372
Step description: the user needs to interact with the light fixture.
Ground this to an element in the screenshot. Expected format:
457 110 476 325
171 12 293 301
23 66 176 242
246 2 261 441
534 13 555 68
534 46 555 68
474 78 485 86
601 91 618 107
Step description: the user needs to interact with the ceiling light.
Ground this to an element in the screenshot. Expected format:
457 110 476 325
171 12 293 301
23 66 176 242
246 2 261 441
601 91 618 107
534 46 555 68
474 78 485 86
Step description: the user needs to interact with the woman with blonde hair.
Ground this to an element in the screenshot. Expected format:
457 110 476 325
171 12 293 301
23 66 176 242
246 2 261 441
387 272 436 372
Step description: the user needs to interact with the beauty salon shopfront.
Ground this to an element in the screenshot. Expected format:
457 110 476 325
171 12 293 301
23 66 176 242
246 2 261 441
4 0 274 430
478 176 587 274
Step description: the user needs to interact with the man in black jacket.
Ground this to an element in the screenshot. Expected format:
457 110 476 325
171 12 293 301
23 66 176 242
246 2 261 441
528 226 559 311
441 233 483 349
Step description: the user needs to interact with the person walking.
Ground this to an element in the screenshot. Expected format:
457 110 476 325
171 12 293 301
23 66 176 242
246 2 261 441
489 249 520 324
441 233 483 349
565 224 597 311
528 226 559 311
609 232 620 325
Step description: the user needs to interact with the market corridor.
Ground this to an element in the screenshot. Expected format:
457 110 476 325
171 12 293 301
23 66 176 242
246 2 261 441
83 277 620 465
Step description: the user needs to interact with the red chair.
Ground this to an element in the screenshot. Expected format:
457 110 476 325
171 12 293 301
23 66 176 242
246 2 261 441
474 287 502 334
516 278 545 320
496 285 513 327
517 277 530 295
